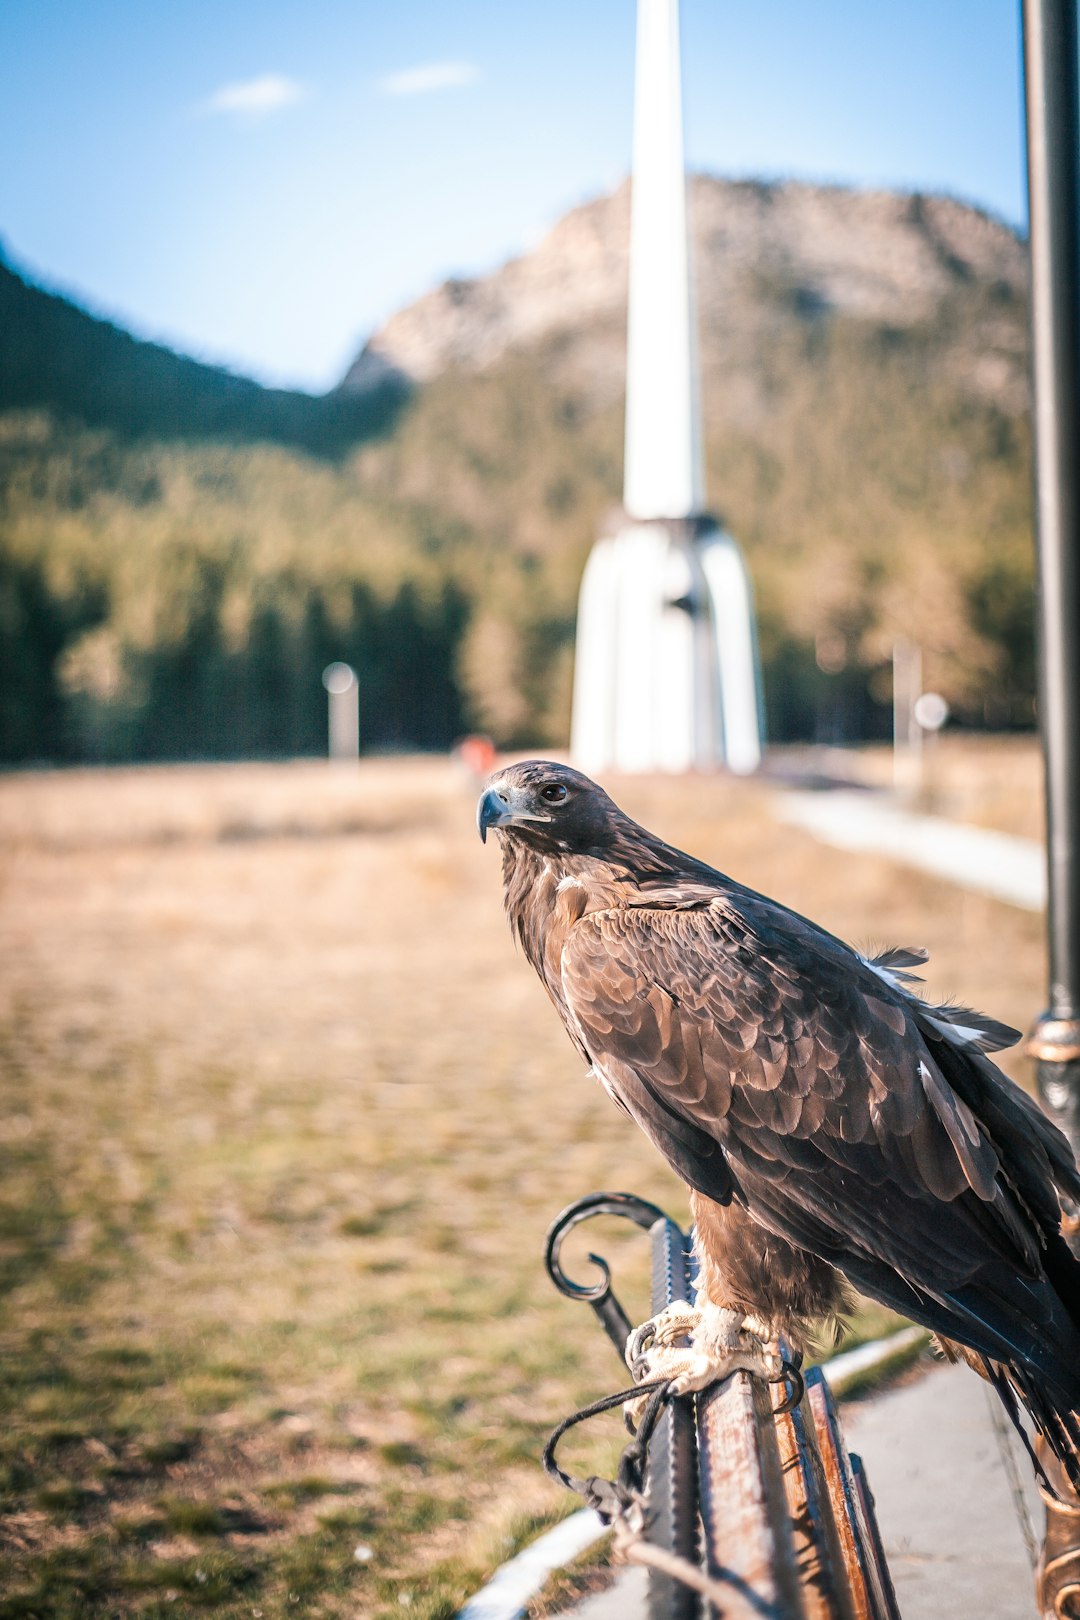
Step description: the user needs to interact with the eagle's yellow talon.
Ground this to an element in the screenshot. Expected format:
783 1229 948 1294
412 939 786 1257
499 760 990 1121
624 1299 698 1378
626 1301 783 1398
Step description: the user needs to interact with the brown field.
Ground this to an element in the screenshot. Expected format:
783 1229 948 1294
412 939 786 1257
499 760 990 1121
0 741 1048 1618
839 732 1045 839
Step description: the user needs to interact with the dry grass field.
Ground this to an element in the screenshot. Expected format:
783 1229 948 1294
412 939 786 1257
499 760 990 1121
842 733 1045 839
0 741 1047 1618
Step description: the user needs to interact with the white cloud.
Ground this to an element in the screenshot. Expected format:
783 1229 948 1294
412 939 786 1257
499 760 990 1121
200 73 308 119
378 61 479 97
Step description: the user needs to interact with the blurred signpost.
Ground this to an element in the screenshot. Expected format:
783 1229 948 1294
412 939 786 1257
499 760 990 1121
1022 0 1080 1163
321 662 359 761
891 638 922 793
913 691 949 811
912 692 948 734
891 641 949 804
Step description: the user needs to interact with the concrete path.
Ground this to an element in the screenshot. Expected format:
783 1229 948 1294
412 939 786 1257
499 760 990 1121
843 1361 1039 1619
773 789 1046 912
561 1361 1042 1620
567 1566 647 1620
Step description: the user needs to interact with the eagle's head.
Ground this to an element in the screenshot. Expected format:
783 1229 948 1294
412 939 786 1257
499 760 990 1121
476 760 615 852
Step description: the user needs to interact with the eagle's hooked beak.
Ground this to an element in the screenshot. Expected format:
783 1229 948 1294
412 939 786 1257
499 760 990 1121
476 784 551 843
477 786 510 844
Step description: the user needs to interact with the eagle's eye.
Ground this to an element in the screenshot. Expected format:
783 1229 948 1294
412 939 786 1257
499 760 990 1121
540 783 568 804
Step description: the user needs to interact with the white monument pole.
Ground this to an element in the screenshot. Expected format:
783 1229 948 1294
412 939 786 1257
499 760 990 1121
623 0 702 522
570 0 763 776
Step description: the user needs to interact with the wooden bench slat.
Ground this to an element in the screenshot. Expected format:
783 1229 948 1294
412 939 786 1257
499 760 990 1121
696 1369 807 1619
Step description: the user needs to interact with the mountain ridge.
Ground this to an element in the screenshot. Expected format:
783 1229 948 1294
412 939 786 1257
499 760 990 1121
0 247 399 453
0 173 1037 763
340 175 1028 418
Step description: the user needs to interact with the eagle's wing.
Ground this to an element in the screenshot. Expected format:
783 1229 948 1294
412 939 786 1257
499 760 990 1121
560 894 1080 1387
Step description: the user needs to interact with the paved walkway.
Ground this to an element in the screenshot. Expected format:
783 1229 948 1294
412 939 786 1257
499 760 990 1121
773 789 1045 912
844 1361 1039 1619
563 1362 1042 1620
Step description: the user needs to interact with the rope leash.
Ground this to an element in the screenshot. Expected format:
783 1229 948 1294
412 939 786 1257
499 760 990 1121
542 1377 670 1521
983 1383 1040 1570
542 1376 740 1612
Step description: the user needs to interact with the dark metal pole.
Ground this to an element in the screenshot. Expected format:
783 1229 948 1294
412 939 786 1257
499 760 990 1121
1022 0 1080 1157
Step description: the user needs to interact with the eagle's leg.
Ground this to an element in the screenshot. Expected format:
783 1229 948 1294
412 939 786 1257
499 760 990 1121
693 1190 848 1341
625 1196 781 1396
628 1189 849 1399
625 1194 845 1399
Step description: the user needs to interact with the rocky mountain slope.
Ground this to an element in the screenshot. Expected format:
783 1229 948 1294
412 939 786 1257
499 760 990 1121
337 176 1033 743
342 177 1028 418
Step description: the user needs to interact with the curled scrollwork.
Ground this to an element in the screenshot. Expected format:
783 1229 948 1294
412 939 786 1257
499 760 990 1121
544 1190 668 1299
544 1191 670 1359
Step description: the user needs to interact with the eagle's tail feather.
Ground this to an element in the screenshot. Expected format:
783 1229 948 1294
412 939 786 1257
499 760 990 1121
1043 1226 1080 1339
983 1355 1080 1500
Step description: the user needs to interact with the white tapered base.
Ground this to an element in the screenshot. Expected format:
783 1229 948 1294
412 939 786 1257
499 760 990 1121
570 519 763 777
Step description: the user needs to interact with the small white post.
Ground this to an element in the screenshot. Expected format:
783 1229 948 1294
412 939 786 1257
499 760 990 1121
892 639 922 794
322 662 359 761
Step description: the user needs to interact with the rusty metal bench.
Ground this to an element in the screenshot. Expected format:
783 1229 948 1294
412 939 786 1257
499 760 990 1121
545 1192 901 1620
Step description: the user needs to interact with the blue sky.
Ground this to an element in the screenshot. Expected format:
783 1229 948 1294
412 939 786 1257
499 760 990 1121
1 0 1026 393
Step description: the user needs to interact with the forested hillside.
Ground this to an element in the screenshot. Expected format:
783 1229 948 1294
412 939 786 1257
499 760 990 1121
0 252 399 451
0 178 1036 765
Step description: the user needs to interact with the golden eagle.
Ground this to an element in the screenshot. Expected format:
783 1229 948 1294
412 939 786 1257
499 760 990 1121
478 760 1080 1487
